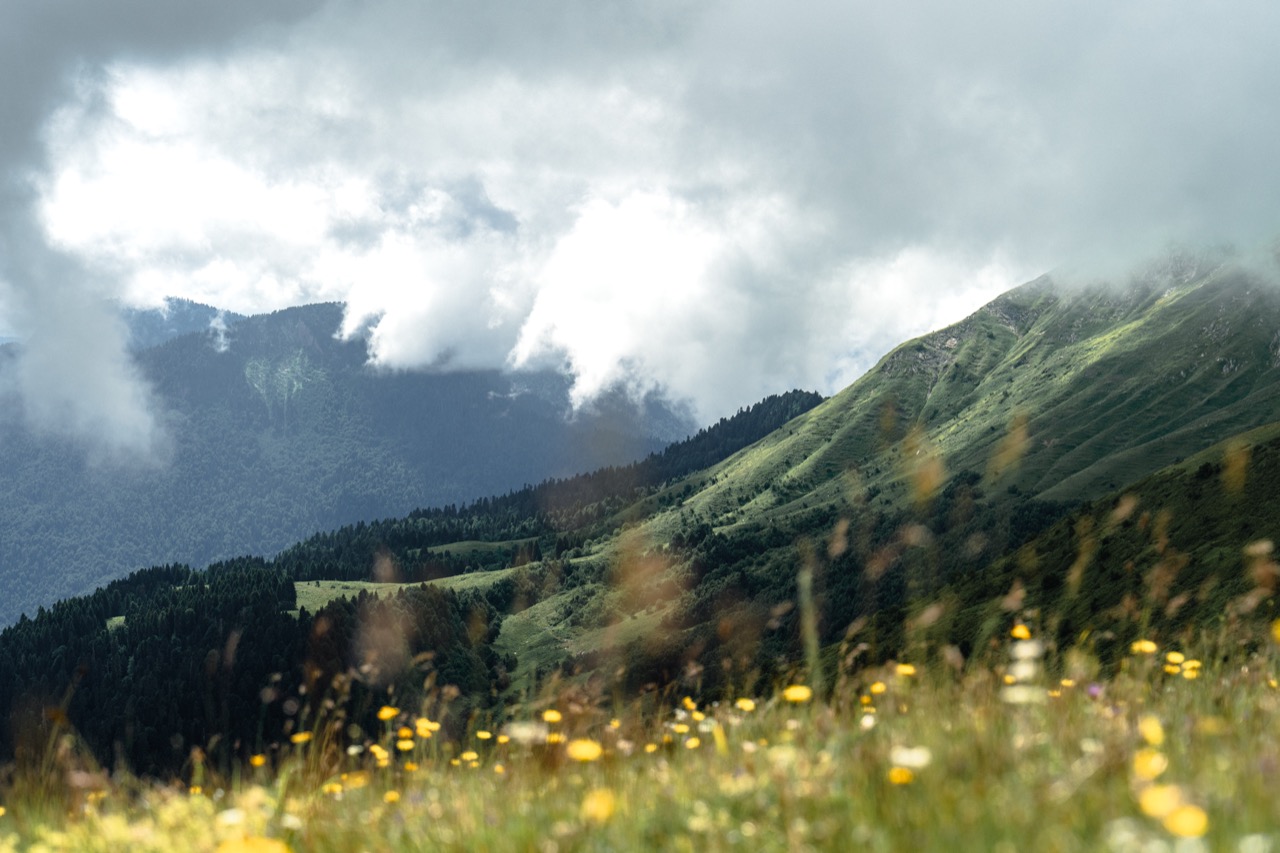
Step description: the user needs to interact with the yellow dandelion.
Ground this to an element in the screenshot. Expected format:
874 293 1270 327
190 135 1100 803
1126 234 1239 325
497 734 511 745
644 743 659 754
369 744 389 761
1138 784 1183 818
289 731 312 745
671 723 690 734
1182 659 1202 670
870 681 887 695
249 754 267 768
581 788 617 824
887 767 914 785
460 750 479 762
542 709 563 724
682 696 697 711
215 839 292 853
691 711 706 722
377 706 400 722
735 698 756 713
685 737 701 749
609 718 622 729
403 761 418 772
566 739 604 762
1132 748 1168 781
0 806 7 818
1011 624 1031 640
1166 651 1185 665
895 663 917 677
396 739 415 752
383 790 400 804
1002 673 1016 685
1131 639 1158 655
1138 715 1165 747
415 719 436 739
547 732 565 745
190 785 203 796
1060 678 1076 688
397 726 413 739
494 763 505 774
1163 664 1182 675
1162 804 1208 838
782 684 813 703
476 730 493 740
321 782 343 796
1182 668 1200 680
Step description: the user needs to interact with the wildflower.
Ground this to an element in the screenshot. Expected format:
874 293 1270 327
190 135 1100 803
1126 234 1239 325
1060 678 1076 688
1165 651 1185 665
190 786 203 796
869 681 887 695
1138 715 1165 747
476 730 493 740
735 698 756 713
671 723 690 734
383 790 400 804
682 696 697 711
644 743 659 754
460 750 480 762
0 806 7 818
860 714 876 731
497 734 511 744
377 706 400 722
289 731 312 745
566 739 604 762
322 782 342 796
494 764 505 774
1131 639 1158 655
691 711 706 722
215 839 292 853
1163 664 1182 675
547 732 566 744
895 663 917 677
609 718 622 729
1132 748 1168 781
396 739 415 752
403 762 418 772
543 709 563 724
1011 624 1031 640
889 745 932 769
397 726 413 740
887 767 914 785
1272 619 1280 644
685 737 702 749
581 788 617 824
1138 784 1183 818
782 684 813 703
249 754 267 768
1162 804 1208 838
369 744 389 761
415 718 437 739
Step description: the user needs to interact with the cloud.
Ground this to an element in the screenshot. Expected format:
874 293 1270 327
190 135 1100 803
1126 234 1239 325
10 0 1280 429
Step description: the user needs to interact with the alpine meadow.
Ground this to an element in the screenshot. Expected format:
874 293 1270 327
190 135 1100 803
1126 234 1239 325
6 1 1280 850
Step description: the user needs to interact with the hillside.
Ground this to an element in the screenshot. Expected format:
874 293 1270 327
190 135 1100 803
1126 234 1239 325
0 303 698 626
5 262 1280 776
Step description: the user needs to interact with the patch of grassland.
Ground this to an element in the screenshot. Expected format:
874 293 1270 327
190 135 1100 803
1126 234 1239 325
2 627 1278 851
292 581 411 614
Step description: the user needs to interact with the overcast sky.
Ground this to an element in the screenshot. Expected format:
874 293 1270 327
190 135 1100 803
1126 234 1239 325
3 0 1279 457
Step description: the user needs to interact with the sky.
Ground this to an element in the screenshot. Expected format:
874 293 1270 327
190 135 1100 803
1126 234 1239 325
3 0 1280 459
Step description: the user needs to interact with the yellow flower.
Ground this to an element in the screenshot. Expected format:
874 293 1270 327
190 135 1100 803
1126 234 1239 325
895 663 917 677
1131 639 1158 655
1060 678 1076 688
1271 619 1280 644
497 734 511 744
1138 715 1165 747
403 761 418 772
0 806 6 818
476 730 493 740
415 718 437 738
1165 651 1185 665
1182 668 1200 680
397 726 413 739
869 681 887 695
1162 804 1208 838
396 739 415 752
887 767 914 785
682 696 698 711
377 706 400 722
671 723 690 734
383 790 401 804
644 743 659 754
1132 748 1168 781
542 709 563 724
684 737 701 749
735 698 756 713
1163 664 1182 675
566 739 604 762
460 750 479 762
189 785 203 796
691 711 706 722
249 754 267 768
321 782 343 795
493 763 505 774
216 839 292 853
1011 624 1031 640
782 684 813 703
581 788 617 824
1138 784 1183 818
289 732 312 745
369 744 389 761
609 719 622 729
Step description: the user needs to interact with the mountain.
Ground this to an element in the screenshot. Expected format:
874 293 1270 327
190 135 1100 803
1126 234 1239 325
120 297 247 351
0 302 699 627
5 256 1280 776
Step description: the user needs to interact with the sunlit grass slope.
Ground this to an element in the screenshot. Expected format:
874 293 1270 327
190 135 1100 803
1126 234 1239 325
642 261 1280 545
2 626 1279 851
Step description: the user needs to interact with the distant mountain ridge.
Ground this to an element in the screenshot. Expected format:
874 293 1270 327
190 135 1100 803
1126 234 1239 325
0 301 702 626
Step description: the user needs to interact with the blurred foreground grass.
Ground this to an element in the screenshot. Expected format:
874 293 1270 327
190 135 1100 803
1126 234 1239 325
2 625 1279 852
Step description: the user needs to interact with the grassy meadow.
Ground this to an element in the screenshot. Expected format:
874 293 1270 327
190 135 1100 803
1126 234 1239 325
1 613 1278 851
